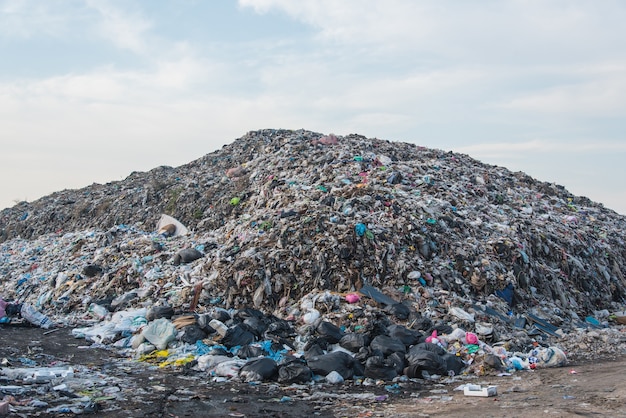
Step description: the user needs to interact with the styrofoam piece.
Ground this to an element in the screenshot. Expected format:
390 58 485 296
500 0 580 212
463 384 497 397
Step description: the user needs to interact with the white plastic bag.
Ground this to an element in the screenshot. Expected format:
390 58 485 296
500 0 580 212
141 318 177 350
20 304 54 329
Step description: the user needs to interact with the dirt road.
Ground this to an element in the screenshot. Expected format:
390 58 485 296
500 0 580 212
1 326 624 417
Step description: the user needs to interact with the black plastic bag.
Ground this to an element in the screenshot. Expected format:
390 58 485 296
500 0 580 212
173 248 203 265
411 316 433 332
366 317 394 339
483 353 506 371
237 344 266 359
364 356 398 381
317 321 344 344
411 342 447 356
387 302 411 320
307 351 358 379
179 324 208 344
210 309 231 323
147 306 175 321
354 346 373 363
234 307 265 320
370 335 406 356
388 351 406 374
426 323 453 336
221 324 256 348
278 359 313 383
388 324 421 346
265 319 296 338
243 316 268 338
339 333 370 352
303 343 325 360
405 347 446 375
239 357 278 382
442 353 466 376
196 314 216 333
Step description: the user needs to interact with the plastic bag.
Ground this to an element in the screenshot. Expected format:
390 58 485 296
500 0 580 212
278 359 313 384
405 347 446 375
410 342 446 356
237 344 266 359
442 353 466 375
303 339 327 360
449 307 475 322
146 306 175 321
370 335 406 356
196 354 231 372
213 359 246 378
465 332 479 345
179 324 208 344
364 356 398 381
221 324 256 348
388 324 421 346
265 319 295 338
72 323 118 344
387 303 411 320
239 357 278 382
339 333 370 352
20 304 54 329
141 318 177 350
533 347 567 368
412 316 433 332
307 351 359 379
173 248 203 265
388 351 406 374
243 316 268 338
325 370 344 384
317 321 344 344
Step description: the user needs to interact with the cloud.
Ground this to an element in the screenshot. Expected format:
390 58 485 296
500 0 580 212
454 139 626 162
0 0 76 39
0 1 153 54
85 0 152 54
501 63 626 117
238 1 626 58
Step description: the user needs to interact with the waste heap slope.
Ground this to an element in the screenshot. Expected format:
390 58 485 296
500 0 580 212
1 129 626 319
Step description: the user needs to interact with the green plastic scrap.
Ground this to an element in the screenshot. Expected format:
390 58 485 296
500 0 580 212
466 344 480 354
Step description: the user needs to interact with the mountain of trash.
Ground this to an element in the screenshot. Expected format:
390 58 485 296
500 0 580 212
1 128 626 325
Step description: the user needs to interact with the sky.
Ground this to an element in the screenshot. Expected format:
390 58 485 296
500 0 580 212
1 0 625 215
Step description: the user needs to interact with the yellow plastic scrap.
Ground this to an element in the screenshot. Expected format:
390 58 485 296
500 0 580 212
138 349 170 363
158 354 195 368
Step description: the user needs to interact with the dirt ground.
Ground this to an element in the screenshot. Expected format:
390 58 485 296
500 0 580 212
1 325 625 417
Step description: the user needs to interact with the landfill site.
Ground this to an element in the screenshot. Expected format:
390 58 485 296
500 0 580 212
1 128 626 417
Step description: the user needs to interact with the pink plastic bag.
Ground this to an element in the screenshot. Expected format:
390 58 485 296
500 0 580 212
425 330 440 344
465 332 478 345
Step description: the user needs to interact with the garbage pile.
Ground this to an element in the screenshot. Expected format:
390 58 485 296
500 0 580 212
1 129 626 400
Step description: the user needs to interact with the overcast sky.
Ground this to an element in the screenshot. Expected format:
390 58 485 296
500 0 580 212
1 0 625 215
